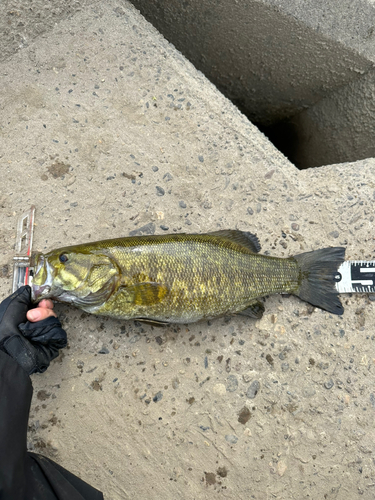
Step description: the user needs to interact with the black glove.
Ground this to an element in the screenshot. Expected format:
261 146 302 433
0 286 67 375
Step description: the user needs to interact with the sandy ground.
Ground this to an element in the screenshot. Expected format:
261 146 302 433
1 1 375 499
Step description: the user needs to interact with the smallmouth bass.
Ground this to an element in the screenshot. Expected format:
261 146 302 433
31 230 345 323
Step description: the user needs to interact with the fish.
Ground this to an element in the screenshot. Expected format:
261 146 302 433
30 230 345 324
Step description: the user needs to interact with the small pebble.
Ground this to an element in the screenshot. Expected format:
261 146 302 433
179 200 187 208
0 265 9 278
213 384 226 396
226 375 238 392
152 166 159 172
303 387 316 398
153 391 163 402
238 407 252 425
198 155 204 162
246 380 260 399
163 173 173 181
129 222 156 236
291 223 299 231
98 347 109 354
329 230 339 239
225 435 238 445
266 354 274 365
156 186 165 196
324 379 334 390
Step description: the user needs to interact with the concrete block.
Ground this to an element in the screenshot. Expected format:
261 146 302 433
130 0 375 168
1 1 375 499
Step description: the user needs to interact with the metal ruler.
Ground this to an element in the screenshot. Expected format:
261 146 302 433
12 206 35 293
10 206 375 295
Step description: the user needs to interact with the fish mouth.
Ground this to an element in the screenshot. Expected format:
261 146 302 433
31 284 52 302
31 253 55 302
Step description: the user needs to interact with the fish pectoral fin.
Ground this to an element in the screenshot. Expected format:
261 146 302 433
208 230 261 253
237 301 265 319
122 282 169 306
135 318 169 327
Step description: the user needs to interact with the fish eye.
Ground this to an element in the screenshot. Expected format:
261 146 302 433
59 253 68 263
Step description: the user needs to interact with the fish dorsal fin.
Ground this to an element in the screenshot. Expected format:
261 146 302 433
207 230 261 253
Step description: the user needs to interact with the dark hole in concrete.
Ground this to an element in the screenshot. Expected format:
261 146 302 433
256 120 300 169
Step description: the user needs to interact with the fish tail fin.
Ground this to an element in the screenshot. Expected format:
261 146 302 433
293 247 345 315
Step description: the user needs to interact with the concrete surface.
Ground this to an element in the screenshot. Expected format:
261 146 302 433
1 1 375 499
264 0 375 64
128 0 375 168
278 67 375 168
129 0 371 126
0 0 97 63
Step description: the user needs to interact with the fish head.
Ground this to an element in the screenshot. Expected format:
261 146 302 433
31 248 119 308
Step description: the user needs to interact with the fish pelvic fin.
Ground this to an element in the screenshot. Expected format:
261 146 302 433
293 247 345 315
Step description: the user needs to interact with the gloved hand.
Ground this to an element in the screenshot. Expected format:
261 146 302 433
0 286 67 375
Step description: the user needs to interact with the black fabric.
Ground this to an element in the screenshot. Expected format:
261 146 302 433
0 286 67 374
0 341 103 500
0 286 31 339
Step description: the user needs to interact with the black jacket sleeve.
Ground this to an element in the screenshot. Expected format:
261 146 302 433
0 351 104 500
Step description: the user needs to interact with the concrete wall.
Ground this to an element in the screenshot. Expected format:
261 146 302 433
283 67 375 168
128 0 375 168
264 0 375 63
2 0 375 169
128 0 371 126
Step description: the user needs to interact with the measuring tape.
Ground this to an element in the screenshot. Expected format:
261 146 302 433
335 261 375 294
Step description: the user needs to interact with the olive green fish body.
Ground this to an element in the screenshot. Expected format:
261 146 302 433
31 231 345 322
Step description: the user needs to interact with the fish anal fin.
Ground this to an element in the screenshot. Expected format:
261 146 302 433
135 318 169 327
237 300 265 319
123 282 169 306
208 230 261 253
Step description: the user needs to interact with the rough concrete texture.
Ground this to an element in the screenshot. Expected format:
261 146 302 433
1 2 375 499
264 0 375 64
281 67 375 168
129 0 372 126
0 0 97 63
